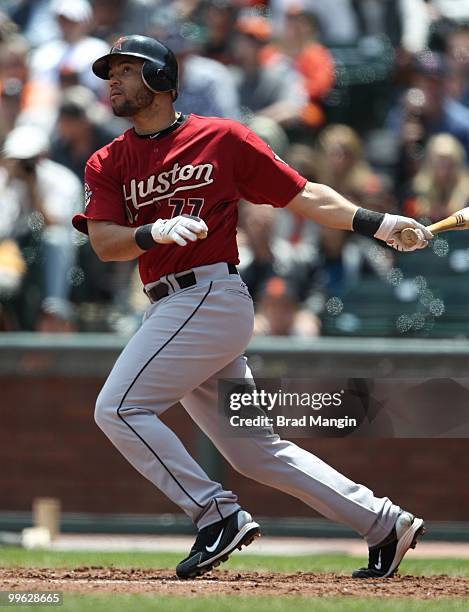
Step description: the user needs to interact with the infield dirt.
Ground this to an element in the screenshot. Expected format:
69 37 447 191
1 567 468 599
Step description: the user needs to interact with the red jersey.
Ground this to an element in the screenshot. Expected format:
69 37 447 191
72 114 307 284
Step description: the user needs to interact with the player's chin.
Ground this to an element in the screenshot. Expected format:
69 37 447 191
111 100 134 118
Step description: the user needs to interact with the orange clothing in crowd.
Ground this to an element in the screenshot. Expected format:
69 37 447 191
0 79 57 111
295 43 335 101
261 42 335 127
295 43 335 127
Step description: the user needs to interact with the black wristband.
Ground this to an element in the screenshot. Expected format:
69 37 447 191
352 208 385 238
134 224 157 250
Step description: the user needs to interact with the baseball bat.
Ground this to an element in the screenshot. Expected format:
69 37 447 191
400 206 469 247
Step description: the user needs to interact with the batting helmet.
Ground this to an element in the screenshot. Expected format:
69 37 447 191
92 35 179 100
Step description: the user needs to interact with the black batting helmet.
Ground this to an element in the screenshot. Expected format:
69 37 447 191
92 35 179 100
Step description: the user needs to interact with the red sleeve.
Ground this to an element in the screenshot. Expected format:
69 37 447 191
234 127 307 207
72 153 127 235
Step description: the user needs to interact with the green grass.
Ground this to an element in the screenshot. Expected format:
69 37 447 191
1 547 469 577
30 595 469 612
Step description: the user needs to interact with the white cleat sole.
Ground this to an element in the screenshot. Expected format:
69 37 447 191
384 517 425 577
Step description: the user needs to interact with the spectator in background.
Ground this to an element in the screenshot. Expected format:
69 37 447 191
238 201 323 305
47 86 130 332
315 225 393 298
0 9 18 43
236 117 325 320
233 15 307 125
269 0 359 45
0 34 57 136
351 0 403 49
90 0 157 43
272 140 319 253
403 133 469 222
400 0 469 54
316 124 391 212
0 38 24 142
447 24 469 108
0 125 82 331
399 0 436 54
254 275 321 337
393 87 429 200
202 0 239 65
160 0 207 23
152 20 241 119
0 34 29 96
29 0 108 95
431 0 469 23
5 0 60 48
237 203 277 302
387 51 469 159
313 124 394 296
0 217 26 331
50 85 122 179
315 227 351 295
241 114 319 257
278 6 335 129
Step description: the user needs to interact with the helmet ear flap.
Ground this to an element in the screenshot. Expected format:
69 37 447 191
141 62 173 93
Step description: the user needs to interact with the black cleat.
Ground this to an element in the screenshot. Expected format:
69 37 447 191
176 509 260 579
352 511 425 578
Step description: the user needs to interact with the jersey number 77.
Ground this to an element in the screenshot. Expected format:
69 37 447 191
168 198 204 219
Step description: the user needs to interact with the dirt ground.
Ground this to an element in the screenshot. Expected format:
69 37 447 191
1 567 469 599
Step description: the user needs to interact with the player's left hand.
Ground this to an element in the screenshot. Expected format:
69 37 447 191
375 214 433 252
151 216 208 247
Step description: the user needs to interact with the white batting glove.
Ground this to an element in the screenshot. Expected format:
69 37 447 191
151 216 208 247
374 214 433 252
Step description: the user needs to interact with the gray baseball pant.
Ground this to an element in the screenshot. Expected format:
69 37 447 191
94 263 400 546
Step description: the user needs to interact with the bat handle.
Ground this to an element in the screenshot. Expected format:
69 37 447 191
400 227 421 248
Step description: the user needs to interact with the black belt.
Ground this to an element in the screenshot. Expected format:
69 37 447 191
146 263 238 303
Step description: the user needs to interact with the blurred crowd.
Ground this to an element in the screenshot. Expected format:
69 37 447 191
1 0 469 337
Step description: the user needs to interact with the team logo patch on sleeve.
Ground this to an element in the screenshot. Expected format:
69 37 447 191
84 182 92 209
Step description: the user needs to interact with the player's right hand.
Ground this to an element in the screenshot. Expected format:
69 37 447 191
151 216 209 247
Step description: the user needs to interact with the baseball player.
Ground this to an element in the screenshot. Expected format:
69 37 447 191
72 35 431 580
